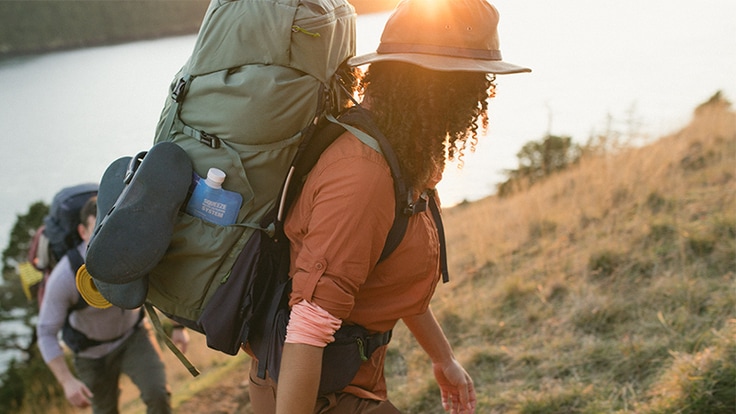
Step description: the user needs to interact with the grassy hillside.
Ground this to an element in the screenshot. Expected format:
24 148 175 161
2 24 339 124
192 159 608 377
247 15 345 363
0 0 397 58
381 97 735 413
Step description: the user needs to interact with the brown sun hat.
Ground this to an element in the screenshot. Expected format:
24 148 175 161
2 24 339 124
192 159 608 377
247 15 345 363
348 0 530 74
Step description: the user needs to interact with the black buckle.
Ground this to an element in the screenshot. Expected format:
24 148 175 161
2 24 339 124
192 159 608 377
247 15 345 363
403 191 428 216
171 77 187 103
124 151 147 184
199 131 221 149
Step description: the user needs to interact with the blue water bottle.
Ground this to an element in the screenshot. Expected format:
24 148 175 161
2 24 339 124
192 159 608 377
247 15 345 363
185 168 242 226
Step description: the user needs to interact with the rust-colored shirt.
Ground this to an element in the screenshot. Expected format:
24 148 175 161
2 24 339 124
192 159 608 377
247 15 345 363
285 131 442 400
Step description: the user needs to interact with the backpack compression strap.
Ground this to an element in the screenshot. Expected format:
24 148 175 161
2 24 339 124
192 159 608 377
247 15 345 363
145 303 200 377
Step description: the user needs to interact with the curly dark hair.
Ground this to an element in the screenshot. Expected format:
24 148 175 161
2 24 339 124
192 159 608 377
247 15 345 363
358 61 495 190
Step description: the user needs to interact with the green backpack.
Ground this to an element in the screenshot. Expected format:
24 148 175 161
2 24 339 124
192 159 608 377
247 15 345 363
145 0 355 324
86 1 448 385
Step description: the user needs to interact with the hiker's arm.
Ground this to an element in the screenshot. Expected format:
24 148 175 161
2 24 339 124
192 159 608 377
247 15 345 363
276 342 323 414
36 264 92 407
276 300 340 413
403 308 476 413
47 355 93 408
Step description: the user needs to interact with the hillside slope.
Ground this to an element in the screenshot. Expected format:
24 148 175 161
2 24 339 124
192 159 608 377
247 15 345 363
427 97 736 413
127 99 734 413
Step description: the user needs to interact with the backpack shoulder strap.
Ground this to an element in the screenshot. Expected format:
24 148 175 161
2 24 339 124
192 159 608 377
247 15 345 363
427 193 450 283
61 246 149 353
330 107 449 280
65 247 88 312
328 108 413 262
277 106 412 262
276 105 449 277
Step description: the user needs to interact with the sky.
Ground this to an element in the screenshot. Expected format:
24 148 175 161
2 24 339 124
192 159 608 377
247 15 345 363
400 0 736 203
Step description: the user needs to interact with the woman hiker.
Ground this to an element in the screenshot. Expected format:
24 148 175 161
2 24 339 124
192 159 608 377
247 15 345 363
248 0 530 413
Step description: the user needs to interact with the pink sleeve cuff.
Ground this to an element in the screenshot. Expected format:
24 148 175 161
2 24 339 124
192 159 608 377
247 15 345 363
285 300 342 347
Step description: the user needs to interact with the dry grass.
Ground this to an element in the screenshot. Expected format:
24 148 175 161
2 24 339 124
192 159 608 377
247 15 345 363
385 99 736 413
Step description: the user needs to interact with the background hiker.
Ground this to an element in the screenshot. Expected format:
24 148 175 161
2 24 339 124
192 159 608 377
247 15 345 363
248 0 530 413
36 196 189 413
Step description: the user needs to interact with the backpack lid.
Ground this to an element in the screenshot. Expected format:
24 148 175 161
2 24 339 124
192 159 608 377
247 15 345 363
187 0 356 84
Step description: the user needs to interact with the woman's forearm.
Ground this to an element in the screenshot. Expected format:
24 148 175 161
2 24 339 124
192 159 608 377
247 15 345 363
402 307 455 364
275 342 324 414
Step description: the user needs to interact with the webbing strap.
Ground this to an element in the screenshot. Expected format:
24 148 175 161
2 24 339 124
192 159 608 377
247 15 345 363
326 113 382 154
144 303 200 377
327 108 413 262
428 194 450 283
181 124 221 149
329 108 450 282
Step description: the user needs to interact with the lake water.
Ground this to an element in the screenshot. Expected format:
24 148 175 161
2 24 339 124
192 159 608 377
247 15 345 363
1 2 735 258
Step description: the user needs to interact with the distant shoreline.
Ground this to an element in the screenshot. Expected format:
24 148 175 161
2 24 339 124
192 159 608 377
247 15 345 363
0 0 396 60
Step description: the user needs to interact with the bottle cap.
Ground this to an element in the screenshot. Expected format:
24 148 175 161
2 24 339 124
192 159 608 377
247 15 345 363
204 168 226 188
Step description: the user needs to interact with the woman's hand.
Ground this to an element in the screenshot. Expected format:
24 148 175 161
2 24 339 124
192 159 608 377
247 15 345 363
402 308 476 413
433 358 476 413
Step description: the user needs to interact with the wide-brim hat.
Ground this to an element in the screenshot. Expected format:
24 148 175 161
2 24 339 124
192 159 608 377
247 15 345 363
349 0 530 74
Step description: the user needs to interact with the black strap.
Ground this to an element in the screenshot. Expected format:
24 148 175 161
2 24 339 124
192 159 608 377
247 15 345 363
156 74 192 144
332 108 448 280
65 247 88 312
428 193 450 283
63 305 145 353
62 246 147 353
336 107 413 262
275 106 412 262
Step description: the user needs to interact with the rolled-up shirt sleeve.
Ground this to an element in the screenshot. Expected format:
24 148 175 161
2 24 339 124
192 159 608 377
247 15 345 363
286 134 395 320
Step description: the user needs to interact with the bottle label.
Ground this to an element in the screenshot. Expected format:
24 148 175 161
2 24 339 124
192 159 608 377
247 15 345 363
200 199 228 220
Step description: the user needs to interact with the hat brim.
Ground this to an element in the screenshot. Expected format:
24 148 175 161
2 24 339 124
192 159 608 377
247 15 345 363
348 52 531 74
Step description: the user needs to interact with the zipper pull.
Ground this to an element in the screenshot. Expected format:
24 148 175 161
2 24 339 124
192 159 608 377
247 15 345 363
356 337 368 361
292 25 321 38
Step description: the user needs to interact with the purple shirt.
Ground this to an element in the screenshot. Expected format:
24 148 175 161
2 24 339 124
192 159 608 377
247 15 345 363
36 243 143 362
